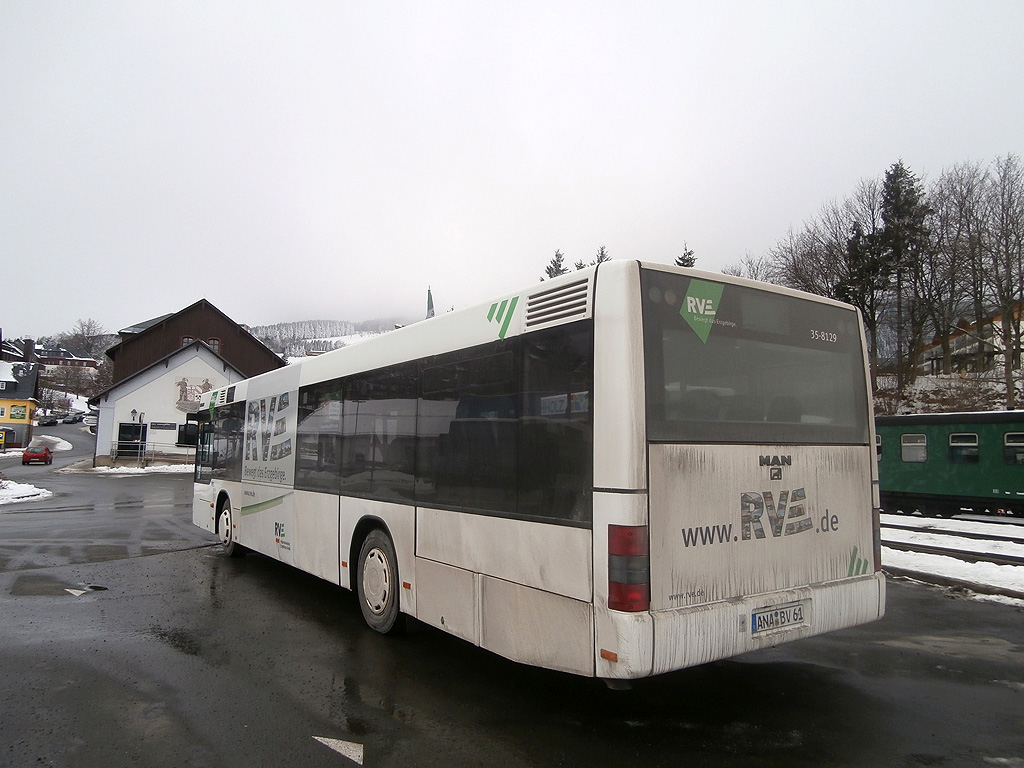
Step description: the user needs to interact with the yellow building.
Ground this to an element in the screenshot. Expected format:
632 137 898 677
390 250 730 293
0 361 39 449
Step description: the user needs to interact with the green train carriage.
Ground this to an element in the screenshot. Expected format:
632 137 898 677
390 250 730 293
876 411 1024 517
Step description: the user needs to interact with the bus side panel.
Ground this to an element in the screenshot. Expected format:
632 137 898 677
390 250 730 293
414 558 478 644
236 485 296 566
415 507 592 601
292 490 341 586
480 575 594 677
592 260 646 490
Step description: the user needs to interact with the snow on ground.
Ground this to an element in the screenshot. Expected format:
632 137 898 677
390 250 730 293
883 527 1024 558
0 480 53 505
84 464 195 475
884 547 1024 602
880 512 1024 603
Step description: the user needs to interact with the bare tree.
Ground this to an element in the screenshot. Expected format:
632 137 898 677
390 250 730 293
722 252 775 282
60 318 107 359
984 154 1024 408
927 162 987 374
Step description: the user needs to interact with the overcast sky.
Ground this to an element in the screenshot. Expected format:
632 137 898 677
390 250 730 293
2 1 1021 339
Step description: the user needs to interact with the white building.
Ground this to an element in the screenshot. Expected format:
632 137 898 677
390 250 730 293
91 341 248 464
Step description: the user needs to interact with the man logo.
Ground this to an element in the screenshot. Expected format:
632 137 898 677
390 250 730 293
759 455 792 466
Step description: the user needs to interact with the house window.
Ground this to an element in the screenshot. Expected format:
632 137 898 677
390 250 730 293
208 338 221 353
182 336 195 347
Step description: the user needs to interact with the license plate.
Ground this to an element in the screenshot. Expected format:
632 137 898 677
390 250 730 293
751 602 806 634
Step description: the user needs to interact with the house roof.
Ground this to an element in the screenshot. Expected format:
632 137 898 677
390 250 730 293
0 360 39 400
1 339 98 366
105 298 281 365
117 313 175 336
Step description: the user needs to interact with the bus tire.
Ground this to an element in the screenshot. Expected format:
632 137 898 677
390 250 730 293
217 499 245 557
357 529 401 634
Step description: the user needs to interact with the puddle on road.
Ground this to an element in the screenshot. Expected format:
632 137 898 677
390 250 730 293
10 574 108 596
146 625 202 656
882 634 1024 662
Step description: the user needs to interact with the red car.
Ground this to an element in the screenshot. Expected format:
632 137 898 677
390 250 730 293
22 445 52 465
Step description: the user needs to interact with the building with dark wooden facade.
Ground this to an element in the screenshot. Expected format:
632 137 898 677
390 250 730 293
106 299 283 384
90 299 285 465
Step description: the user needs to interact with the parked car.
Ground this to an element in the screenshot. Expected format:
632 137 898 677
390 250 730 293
37 416 60 427
63 413 83 423
22 445 53 465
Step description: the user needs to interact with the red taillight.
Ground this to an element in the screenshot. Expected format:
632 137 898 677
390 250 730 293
608 524 650 612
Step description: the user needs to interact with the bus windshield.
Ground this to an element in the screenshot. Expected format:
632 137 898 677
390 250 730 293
641 269 870 445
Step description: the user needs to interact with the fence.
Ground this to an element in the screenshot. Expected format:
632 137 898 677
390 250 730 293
106 440 196 468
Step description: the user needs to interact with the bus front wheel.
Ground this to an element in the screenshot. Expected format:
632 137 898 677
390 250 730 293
217 500 245 558
357 529 401 634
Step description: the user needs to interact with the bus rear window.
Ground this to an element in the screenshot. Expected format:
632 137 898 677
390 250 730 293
641 270 870 445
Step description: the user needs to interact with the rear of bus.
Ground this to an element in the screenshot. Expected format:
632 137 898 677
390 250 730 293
593 263 884 679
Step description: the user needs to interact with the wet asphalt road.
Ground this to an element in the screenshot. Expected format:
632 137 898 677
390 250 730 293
1 426 1022 767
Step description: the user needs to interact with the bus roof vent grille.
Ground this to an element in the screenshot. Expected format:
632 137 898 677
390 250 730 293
216 388 228 406
525 277 592 328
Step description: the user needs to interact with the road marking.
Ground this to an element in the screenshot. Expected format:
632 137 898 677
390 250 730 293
313 736 364 764
64 589 88 596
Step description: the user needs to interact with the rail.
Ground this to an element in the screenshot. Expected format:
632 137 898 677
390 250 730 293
107 440 196 468
881 514 1024 567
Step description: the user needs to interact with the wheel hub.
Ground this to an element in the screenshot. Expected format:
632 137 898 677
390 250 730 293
362 548 391 615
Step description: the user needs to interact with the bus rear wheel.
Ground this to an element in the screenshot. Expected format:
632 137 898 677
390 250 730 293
217 500 244 557
357 529 402 634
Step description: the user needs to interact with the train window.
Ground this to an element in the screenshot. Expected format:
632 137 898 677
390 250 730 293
901 433 927 462
949 433 979 464
1004 433 1024 465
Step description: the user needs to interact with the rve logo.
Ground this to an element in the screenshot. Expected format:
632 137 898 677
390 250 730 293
680 280 724 344
686 296 716 316
740 489 813 539
487 296 519 339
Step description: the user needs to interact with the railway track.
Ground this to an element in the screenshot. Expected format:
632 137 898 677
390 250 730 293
882 540 1024 567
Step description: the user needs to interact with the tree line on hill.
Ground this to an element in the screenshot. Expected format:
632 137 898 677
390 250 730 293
248 318 406 359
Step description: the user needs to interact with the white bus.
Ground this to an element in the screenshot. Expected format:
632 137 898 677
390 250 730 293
193 261 885 681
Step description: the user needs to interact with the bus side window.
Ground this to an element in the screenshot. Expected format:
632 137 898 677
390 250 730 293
901 433 926 463
949 433 979 464
519 324 594 523
295 379 344 493
1004 432 1024 465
